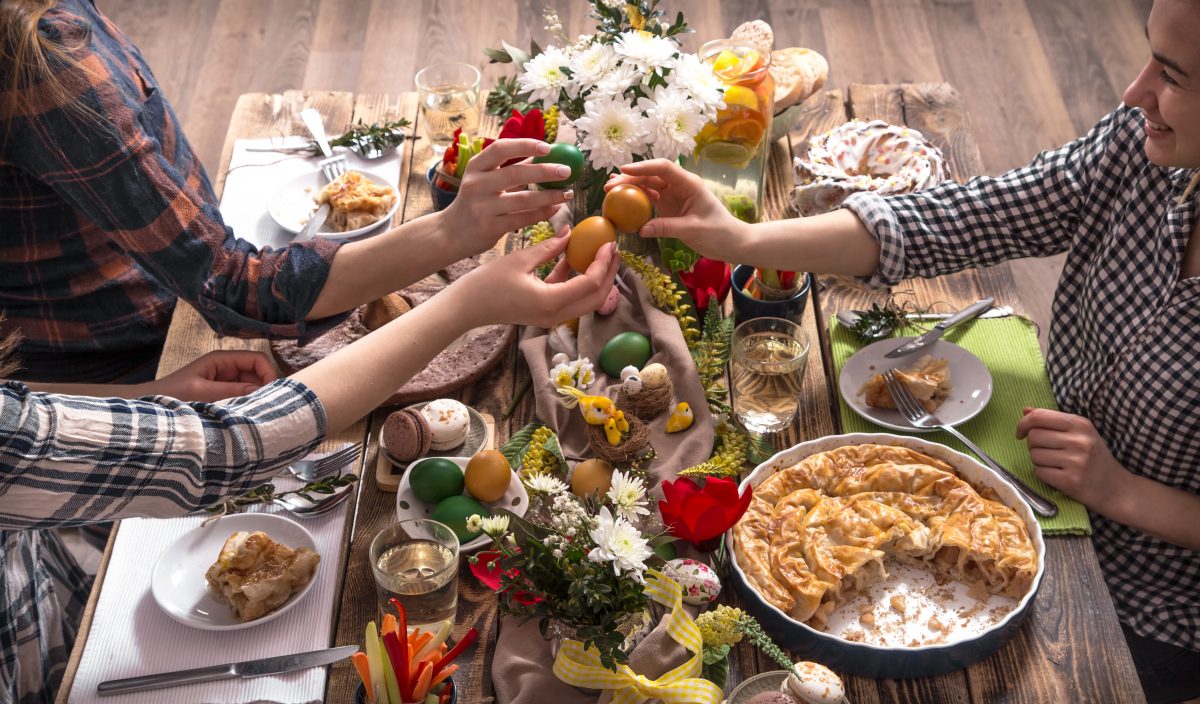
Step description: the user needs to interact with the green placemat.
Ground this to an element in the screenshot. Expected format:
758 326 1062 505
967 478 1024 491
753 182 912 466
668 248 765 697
830 315 1091 535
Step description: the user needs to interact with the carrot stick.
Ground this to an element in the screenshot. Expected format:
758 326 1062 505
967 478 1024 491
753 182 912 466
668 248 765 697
382 614 397 637
409 631 433 656
351 652 374 703
411 661 434 701
430 663 457 687
431 628 478 677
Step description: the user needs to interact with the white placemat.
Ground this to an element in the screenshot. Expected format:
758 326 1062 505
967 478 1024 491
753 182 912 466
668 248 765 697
217 137 403 250
68 466 357 704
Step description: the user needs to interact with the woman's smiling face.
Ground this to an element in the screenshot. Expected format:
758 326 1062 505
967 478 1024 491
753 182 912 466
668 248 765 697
1123 0 1200 168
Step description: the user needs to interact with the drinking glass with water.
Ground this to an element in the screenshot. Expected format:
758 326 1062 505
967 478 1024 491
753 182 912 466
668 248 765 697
369 519 459 630
731 317 810 433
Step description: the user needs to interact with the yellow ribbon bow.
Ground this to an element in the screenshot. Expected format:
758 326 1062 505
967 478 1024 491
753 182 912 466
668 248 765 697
551 569 723 704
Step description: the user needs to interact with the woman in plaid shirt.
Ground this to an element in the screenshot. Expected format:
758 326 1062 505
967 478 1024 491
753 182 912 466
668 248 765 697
616 1 1200 700
0 0 575 385
0 234 618 704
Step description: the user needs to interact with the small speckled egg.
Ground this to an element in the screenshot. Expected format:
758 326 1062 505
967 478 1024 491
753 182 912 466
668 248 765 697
664 558 721 605
597 284 620 315
639 363 669 389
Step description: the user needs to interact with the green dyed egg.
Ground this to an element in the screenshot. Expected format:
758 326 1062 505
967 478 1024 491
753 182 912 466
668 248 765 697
599 332 652 378
532 143 584 189
432 495 488 543
408 458 465 505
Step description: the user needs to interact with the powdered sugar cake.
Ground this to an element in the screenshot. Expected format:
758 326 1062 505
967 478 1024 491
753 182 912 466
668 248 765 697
271 256 516 405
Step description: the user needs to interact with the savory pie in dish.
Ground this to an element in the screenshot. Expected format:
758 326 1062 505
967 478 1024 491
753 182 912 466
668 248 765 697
731 444 1037 630
204 530 321 622
858 356 951 413
315 170 396 232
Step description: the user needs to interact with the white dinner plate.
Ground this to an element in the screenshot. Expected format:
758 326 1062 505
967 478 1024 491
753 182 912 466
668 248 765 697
395 456 529 554
267 169 399 239
151 513 320 631
838 337 993 432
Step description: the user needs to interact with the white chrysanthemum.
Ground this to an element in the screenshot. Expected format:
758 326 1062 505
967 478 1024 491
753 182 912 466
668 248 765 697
587 506 653 583
574 358 596 389
606 469 650 522
465 514 484 534
613 31 678 73
594 61 643 97
480 514 510 537
518 46 573 104
549 361 576 388
638 87 709 161
569 42 618 96
575 95 649 170
672 52 725 115
524 472 568 496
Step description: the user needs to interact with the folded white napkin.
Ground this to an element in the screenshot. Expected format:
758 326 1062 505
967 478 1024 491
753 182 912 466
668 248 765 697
217 136 403 250
67 464 356 704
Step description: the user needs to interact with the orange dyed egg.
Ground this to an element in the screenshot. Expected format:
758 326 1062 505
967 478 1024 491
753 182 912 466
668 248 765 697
566 216 617 273
602 184 653 232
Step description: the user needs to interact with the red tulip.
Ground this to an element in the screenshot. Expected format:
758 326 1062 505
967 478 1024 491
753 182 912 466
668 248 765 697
658 476 752 547
498 108 545 142
468 550 540 605
679 257 731 315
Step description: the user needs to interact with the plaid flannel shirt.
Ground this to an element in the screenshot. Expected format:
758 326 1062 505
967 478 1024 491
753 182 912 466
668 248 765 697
843 104 1200 651
0 378 327 703
0 0 343 383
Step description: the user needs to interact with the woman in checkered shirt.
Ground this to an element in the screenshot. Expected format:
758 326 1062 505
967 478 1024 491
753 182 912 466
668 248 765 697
617 1 1200 700
0 237 617 704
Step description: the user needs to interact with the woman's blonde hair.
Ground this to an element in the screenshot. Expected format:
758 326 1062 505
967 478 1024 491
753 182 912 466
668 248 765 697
0 0 89 121
0 316 21 379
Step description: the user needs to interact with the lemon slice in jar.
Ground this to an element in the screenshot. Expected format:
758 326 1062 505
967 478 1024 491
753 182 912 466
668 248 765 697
697 141 752 167
723 85 759 111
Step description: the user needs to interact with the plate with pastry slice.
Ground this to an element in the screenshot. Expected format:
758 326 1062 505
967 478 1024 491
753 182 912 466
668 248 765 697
269 168 399 239
151 513 321 630
839 338 992 432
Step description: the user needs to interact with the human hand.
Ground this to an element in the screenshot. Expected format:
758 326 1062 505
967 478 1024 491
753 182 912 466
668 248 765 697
607 159 750 261
145 350 279 402
1015 407 1131 513
447 225 619 329
439 139 575 258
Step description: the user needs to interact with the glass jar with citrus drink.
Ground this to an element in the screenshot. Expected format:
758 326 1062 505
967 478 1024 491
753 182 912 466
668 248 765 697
685 39 774 224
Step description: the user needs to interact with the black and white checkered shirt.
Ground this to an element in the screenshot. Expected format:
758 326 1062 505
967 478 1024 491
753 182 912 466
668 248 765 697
0 379 326 703
844 104 1199 652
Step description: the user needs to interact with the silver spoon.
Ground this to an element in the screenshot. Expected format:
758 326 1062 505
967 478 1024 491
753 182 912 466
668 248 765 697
836 305 1013 340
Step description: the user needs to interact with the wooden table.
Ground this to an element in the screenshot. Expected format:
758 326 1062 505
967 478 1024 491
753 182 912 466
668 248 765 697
61 84 1146 704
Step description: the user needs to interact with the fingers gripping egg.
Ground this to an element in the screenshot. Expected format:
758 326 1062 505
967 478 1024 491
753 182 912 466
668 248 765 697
602 184 653 232
566 216 617 273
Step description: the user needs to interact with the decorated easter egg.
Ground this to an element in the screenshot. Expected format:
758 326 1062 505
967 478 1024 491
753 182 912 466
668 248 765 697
639 362 669 389
464 450 511 503
597 284 620 315
532 143 584 189
432 495 488 543
664 558 721 605
599 332 652 377
409 457 465 505
571 458 614 498
602 184 653 232
566 216 617 273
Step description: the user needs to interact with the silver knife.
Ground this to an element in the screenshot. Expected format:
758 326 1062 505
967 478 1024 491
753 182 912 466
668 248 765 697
97 645 358 696
885 297 995 358
835 305 1013 328
294 203 331 243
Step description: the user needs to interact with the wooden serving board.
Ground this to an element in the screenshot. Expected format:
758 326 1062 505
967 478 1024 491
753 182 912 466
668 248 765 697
374 411 496 492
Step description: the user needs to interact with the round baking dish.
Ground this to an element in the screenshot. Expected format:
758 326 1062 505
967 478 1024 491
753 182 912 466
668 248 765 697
727 432 1046 679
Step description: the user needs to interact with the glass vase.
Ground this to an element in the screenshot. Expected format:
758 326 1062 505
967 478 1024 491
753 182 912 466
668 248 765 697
683 39 775 226
545 608 656 664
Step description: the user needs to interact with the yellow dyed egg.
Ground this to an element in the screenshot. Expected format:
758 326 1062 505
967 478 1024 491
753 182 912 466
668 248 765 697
602 184 653 232
566 216 617 273
571 459 614 498
464 450 511 503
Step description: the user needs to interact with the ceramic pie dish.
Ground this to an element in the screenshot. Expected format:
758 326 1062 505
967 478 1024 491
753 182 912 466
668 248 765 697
727 432 1046 679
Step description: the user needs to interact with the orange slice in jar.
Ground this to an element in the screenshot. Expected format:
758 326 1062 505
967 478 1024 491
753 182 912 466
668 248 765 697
719 118 765 147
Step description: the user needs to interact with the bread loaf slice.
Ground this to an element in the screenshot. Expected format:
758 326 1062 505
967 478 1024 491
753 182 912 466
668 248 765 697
731 19 774 55
770 48 829 111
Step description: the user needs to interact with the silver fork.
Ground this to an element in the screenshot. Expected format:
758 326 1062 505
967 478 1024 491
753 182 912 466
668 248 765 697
882 370 1059 518
300 108 347 182
287 442 361 482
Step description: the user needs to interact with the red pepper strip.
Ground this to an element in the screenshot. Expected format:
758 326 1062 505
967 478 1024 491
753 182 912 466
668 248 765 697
389 599 411 699
382 631 410 703
431 628 478 677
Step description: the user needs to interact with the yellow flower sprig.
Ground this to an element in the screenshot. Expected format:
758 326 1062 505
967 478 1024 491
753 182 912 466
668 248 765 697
544 105 560 144
619 251 699 346
520 425 562 477
697 605 745 648
679 424 749 480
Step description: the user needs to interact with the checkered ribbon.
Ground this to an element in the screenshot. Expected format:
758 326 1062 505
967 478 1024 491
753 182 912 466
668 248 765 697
551 569 722 704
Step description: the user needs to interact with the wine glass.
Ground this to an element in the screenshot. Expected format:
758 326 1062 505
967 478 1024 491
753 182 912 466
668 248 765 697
414 62 482 158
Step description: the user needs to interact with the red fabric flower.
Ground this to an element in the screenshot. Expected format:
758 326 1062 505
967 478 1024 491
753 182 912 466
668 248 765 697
679 257 731 315
658 476 752 546
498 108 545 142
468 550 540 605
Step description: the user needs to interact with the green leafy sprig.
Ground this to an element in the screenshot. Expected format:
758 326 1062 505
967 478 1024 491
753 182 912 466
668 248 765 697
308 118 413 158
204 473 359 519
691 304 734 414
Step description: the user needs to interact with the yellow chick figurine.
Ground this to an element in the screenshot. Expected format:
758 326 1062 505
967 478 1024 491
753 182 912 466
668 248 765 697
557 386 616 425
603 410 631 445
665 402 694 433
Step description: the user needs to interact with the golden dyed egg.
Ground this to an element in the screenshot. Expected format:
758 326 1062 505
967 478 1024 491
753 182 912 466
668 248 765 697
571 458 614 498
464 450 511 503
566 216 617 273
602 184 653 232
